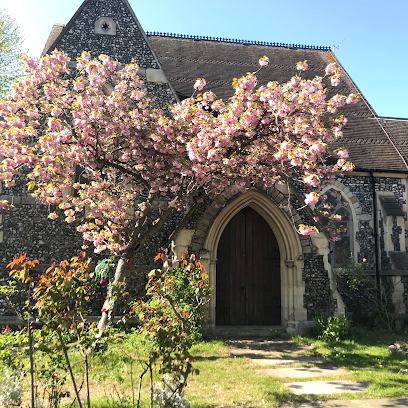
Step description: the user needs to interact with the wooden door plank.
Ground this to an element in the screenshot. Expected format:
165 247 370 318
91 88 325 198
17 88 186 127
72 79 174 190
216 206 281 326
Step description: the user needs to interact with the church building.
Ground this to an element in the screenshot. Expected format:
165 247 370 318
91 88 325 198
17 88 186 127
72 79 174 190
1 0 407 333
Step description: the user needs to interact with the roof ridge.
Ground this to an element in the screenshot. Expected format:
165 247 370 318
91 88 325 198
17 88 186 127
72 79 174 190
146 32 331 51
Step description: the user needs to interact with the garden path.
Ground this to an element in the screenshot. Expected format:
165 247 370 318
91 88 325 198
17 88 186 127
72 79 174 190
227 339 370 395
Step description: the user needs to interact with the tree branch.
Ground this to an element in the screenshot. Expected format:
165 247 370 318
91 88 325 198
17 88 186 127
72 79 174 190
96 159 151 190
135 205 175 252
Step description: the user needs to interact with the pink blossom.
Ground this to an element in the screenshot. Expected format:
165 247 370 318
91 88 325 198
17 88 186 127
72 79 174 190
304 192 319 205
0 50 353 263
346 94 359 104
259 56 269 67
304 174 320 187
342 162 354 172
194 78 206 91
235 180 246 189
309 144 326 155
331 76 340 87
325 63 337 75
337 149 348 159
330 94 346 107
298 224 319 236
203 91 215 101
296 60 308 71
48 119 59 130
131 90 144 100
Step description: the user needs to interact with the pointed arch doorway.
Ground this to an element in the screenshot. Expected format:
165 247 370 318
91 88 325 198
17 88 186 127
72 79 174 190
216 206 281 325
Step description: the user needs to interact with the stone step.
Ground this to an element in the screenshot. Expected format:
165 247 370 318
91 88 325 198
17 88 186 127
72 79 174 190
283 380 370 395
208 325 285 338
263 366 347 378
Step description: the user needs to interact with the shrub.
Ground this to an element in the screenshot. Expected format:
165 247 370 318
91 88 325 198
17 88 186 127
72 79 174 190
131 251 213 376
315 313 351 342
337 258 400 331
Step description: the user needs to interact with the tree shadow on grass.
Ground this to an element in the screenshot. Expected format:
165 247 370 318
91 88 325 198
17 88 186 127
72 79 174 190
193 355 233 362
322 351 408 371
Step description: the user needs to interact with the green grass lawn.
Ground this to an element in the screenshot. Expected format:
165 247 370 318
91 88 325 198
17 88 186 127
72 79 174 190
179 330 408 407
2 328 408 407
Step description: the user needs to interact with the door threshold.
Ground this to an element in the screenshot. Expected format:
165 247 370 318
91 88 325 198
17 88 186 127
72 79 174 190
206 325 285 339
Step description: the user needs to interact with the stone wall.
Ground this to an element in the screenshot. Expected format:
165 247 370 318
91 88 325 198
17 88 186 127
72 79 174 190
0 204 84 265
302 252 336 320
51 0 158 67
355 220 375 268
402 276 408 314
391 216 402 252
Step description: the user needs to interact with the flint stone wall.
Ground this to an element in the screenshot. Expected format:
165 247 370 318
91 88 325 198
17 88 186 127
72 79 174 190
50 0 158 68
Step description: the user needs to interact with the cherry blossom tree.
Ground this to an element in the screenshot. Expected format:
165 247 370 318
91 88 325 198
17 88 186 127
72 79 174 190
0 51 357 334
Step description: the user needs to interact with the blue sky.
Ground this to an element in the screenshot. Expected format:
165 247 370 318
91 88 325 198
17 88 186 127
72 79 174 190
1 0 407 118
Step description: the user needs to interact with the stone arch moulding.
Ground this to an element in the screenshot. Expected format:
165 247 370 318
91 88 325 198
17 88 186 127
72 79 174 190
199 189 308 334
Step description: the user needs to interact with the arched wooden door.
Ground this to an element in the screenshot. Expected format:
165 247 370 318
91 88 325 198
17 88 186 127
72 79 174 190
216 206 281 325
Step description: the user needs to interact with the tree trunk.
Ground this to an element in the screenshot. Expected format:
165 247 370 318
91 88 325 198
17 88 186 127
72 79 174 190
97 257 128 337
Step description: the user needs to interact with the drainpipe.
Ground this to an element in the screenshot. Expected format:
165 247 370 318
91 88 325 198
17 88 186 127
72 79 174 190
370 171 380 286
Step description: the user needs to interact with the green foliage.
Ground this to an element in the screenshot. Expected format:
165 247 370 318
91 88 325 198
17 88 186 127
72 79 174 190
32 328 72 407
0 326 29 372
2 252 102 408
338 257 369 290
130 250 213 405
337 258 399 331
94 257 117 283
1 251 213 407
315 313 351 342
0 8 23 99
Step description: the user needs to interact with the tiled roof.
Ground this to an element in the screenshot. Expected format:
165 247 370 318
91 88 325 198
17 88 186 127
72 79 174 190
147 35 408 173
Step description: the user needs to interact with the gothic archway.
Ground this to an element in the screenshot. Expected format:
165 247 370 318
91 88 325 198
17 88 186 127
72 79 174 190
216 206 281 325
201 189 307 331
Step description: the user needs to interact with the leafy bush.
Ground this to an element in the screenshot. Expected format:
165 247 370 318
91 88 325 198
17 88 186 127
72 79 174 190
315 313 351 341
337 258 399 331
130 251 213 406
131 251 213 376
